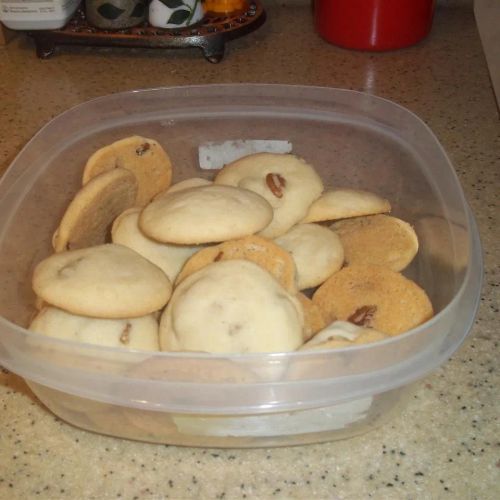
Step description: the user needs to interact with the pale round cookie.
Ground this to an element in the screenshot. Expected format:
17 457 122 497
139 184 273 245
312 264 433 335
82 135 173 206
112 207 201 283
302 188 391 223
165 177 212 194
160 259 304 354
29 306 159 351
296 293 328 341
175 235 297 293
52 168 138 252
214 153 324 238
331 214 419 272
300 321 388 350
32 244 172 318
274 223 344 290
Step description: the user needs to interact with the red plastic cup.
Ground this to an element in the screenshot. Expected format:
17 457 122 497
314 0 436 51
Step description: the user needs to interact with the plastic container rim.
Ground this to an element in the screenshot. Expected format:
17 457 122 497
0 83 482 363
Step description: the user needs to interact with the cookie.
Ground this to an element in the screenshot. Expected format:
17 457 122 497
312 264 433 335
82 135 173 206
300 321 388 350
331 214 419 272
165 177 212 195
112 207 201 282
139 184 273 245
160 259 304 354
296 293 328 341
32 244 172 318
52 168 138 252
175 235 297 293
30 306 160 351
302 188 391 223
274 223 344 290
214 153 324 238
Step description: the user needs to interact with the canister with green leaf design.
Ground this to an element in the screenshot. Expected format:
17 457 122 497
85 0 148 29
148 0 205 29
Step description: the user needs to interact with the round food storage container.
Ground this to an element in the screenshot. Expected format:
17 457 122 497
0 85 482 448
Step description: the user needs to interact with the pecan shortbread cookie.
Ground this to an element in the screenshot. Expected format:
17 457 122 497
164 177 212 195
175 234 297 293
52 167 138 252
33 244 172 318
30 307 160 351
160 259 304 354
274 223 344 290
331 214 419 272
112 207 201 283
139 184 273 245
302 188 391 223
214 153 324 238
300 321 388 350
82 136 173 206
312 264 433 335
296 293 328 341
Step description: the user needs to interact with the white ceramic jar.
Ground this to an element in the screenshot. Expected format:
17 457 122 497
148 0 204 29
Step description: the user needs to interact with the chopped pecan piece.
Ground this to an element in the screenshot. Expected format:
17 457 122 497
135 142 150 156
119 322 132 345
348 305 377 327
213 251 224 262
266 173 286 198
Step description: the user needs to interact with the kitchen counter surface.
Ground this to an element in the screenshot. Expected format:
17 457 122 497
0 1 498 499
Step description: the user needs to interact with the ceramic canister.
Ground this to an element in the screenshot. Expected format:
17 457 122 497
148 0 204 29
85 0 148 29
314 0 436 51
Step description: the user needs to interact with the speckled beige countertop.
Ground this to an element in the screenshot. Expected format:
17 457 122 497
0 1 499 499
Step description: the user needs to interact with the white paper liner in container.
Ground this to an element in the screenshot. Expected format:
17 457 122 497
198 140 293 169
172 397 373 437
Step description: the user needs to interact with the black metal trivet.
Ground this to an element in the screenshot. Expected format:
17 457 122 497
28 1 266 63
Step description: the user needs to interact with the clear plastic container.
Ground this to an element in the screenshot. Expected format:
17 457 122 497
0 85 482 447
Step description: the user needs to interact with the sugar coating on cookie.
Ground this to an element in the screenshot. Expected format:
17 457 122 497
300 321 388 350
82 135 173 206
214 153 324 238
274 223 344 290
139 184 273 245
33 244 172 319
160 259 304 354
302 188 391 223
30 306 159 351
53 168 138 252
175 234 298 293
112 207 201 282
331 214 419 272
312 264 433 335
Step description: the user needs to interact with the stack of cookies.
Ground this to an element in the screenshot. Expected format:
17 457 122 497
30 136 434 355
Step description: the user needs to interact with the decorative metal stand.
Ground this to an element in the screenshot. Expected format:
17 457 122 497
29 1 265 63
